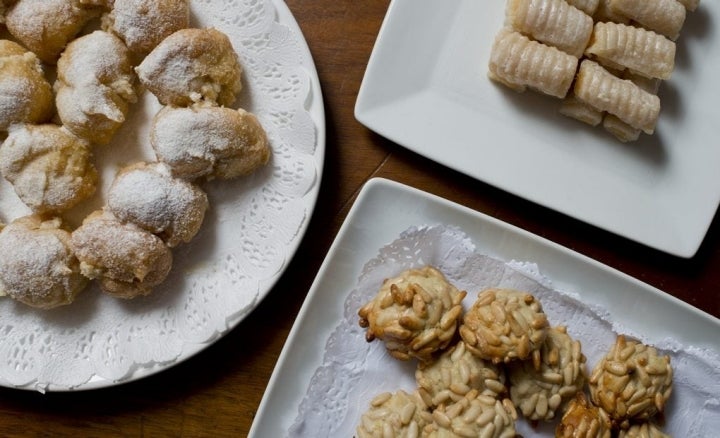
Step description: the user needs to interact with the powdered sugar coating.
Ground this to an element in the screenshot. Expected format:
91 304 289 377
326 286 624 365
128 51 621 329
71 210 173 299
136 27 242 107
107 162 208 247
0 124 97 214
5 0 101 64
0 215 88 309
0 41 54 131
103 0 189 55
150 104 270 180
55 30 137 145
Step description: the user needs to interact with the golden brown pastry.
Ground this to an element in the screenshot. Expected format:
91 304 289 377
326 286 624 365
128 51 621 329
71 209 173 299
358 266 466 363
459 288 549 364
556 392 612 438
102 0 189 55
150 104 271 180
107 162 208 247
0 215 88 309
0 124 97 214
424 389 517 438
356 390 433 438
0 40 54 131
55 30 138 145
136 28 243 107
618 422 670 438
5 0 101 64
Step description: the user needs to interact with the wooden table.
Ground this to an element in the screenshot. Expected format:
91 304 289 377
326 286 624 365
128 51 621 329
1 1 718 436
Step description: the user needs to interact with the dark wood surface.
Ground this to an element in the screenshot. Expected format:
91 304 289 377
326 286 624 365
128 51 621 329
1 1 718 436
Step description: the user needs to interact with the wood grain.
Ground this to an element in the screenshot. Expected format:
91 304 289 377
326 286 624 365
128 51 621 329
0 1 718 437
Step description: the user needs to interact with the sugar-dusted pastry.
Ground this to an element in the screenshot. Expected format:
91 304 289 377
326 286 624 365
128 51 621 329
356 390 433 438
586 22 676 80
5 0 101 64
107 162 208 247
506 0 594 57
559 93 604 126
589 335 673 429
488 29 578 99
358 266 466 363
459 288 549 364
102 0 189 55
601 72 661 142
594 0 630 23
677 0 699 11
556 393 612 438
565 0 600 15
618 422 670 438
0 124 97 214
574 60 661 134
150 104 271 180
416 340 506 409
609 0 686 40
136 28 243 107
55 30 137 145
0 215 88 309
424 390 517 438
71 209 173 299
0 40 54 132
508 326 587 421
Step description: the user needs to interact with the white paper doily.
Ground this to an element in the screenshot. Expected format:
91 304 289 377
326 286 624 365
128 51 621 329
289 226 720 437
0 0 324 391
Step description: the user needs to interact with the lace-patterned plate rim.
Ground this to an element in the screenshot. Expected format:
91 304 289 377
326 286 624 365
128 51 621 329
248 178 720 438
0 0 325 392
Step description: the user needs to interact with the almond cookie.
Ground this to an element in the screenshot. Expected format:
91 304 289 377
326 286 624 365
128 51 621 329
71 209 173 299
508 326 587 421
459 288 549 364
0 40 54 131
0 215 87 309
0 124 97 214
416 340 506 409
107 162 208 247
424 389 517 438
356 390 433 438
589 335 672 429
150 104 270 180
358 266 466 363
136 28 242 107
556 392 612 438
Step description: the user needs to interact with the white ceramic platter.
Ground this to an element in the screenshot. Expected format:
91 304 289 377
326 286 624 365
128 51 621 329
249 177 720 437
0 0 324 391
354 0 720 258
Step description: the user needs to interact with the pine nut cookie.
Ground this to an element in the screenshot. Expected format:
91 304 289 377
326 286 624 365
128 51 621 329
358 266 466 363
424 389 517 438
356 390 433 438
556 392 612 438
618 422 669 438
459 288 549 364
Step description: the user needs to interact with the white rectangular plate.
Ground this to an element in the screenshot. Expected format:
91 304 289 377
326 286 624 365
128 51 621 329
249 178 720 437
354 0 720 258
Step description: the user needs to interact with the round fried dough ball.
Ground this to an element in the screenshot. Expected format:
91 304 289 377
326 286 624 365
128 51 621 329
358 266 467 363
0 40 54 131
56 30 137 145
356 390 433 438
150 104 270 180
589 335 673 429
416 340 506 409
556 392 612 438
0 215 88 309
0 124 97 214
102 0 189 55
425 390 517 438
5 0 101 64
459 288 549 364
71 210 173 299
136 28 242 107
508 326 587 421
107 162 208 247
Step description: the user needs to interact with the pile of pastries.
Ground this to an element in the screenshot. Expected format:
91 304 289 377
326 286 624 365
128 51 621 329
488 0 700 142
0 0 270 309
356 266 673 437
